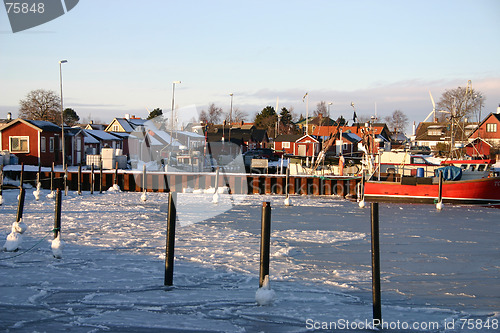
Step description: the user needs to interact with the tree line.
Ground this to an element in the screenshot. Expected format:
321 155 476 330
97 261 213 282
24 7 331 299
15 85 486 138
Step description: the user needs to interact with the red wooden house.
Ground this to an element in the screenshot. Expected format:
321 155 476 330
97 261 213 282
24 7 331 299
274 134 320 157
0 118 85 167
468 112 500 149
0 118 63 166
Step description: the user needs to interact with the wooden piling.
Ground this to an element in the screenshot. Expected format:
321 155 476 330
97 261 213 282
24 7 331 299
77 165 82 195
19 163 24 189
64 164 68 196
16 188 26 222
91 164 95 195
259 201 271 288
99 160 103 193
0 165 4 200
50 163 54 192
114 161 118 185
370 202 382 325
54 188 62 239
164 192 177 286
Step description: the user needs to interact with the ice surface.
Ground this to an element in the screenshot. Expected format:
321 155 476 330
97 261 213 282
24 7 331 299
0 188 498 332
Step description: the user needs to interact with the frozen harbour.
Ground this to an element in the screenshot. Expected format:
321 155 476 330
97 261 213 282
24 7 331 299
0 187 499 332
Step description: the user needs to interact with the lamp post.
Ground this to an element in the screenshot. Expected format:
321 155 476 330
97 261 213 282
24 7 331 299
59 60 68 168
303 92 309 135
229 93 233 124
171 81 181 145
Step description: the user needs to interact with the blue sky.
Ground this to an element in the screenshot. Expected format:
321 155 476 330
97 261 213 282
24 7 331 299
1 0 499 133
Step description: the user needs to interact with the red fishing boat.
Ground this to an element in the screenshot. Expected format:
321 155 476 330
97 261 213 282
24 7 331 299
362 159 500 206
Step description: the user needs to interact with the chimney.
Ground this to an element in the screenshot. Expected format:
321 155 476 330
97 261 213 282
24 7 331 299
7 112 12 121
125 113 130 120
90 120 94 124
412 121 416 136
497 104 500 114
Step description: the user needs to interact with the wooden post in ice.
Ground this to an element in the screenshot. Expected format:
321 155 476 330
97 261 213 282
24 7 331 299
50 162 54 192
212 167 220 203
141 164 147 201
64 164 68 196
99 160 103 194
37 163 41 185
259 201 271 287
164 192 177 286
436 170 444 211
370 202 382 325
284 166 291 206
77 164 82 195
16 188 26 223
114 161 118 186
19 163 24 189
0 164 4 204
90 164 95 195
54 188 62 239
51 188 64 259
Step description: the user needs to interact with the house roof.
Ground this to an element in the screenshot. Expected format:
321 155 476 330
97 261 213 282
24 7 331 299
207 128 268 145
0 118 61 132
105 118 135 132
274 134 302 143
84 129 123 141
311 126 338 137
468 113 500 138
308 116 335 126
342 132 362 143
64 127 83 137
85 123 107 130
296 135 319 143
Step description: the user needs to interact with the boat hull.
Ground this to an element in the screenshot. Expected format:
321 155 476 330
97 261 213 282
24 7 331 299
364 177 500 205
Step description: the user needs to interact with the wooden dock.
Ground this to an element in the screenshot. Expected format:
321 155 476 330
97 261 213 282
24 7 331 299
7 169 361 197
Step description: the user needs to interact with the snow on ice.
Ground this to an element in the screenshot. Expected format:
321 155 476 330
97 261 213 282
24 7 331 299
0 187 499 332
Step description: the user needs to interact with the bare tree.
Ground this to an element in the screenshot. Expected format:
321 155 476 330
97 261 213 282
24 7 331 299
385 110 409 138
19 89 61 123
224 107 248 123
314 101 327 117
437 86 484 122
199 103 223 124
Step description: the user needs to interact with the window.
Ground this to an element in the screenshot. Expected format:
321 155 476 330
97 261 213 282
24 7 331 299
41 137 46 153
49 137 54 152
282 142 290 149
9 136 29 153
112 124 120 132
486 123 497 133
428 128 443 136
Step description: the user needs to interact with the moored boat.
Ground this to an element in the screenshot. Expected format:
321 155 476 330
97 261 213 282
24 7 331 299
363 160 500 206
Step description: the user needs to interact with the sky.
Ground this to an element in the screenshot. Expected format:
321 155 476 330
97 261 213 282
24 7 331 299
1 0 499 134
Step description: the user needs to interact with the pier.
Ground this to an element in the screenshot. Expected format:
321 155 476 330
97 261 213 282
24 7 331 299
5 169 361 197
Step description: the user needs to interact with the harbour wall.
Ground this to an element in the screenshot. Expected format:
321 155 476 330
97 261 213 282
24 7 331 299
7 170 361 197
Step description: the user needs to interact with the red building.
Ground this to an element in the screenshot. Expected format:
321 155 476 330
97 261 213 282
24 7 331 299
468 112 500 149
0 118 85 167
274 134 320 157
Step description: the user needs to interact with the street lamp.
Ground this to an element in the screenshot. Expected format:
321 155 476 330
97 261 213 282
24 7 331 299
229 93 233 124
303 92 309 135
171 81 181 145
59 60 68 168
